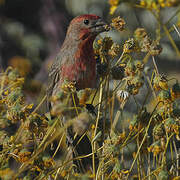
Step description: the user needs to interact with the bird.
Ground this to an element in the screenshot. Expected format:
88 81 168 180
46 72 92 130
47 14 109 173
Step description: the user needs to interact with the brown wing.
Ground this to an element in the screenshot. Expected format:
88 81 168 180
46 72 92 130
46 59 61 111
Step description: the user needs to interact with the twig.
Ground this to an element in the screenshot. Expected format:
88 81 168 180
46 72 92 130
32 95 47 113
126 101 163 179
173 24 180 38
92 78 104 176
152 56 159 75
162 24 180 57
115 50 125 66
173 139 179 176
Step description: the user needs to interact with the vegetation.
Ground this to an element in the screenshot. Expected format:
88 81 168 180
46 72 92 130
0 0 180 179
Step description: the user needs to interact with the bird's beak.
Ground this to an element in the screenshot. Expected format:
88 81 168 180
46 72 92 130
90 19 110 34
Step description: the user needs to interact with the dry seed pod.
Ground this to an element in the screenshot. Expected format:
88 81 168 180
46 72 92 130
123 38 139 53
116 90 129 103
150 43 162 56
111 65 124 80
109 43 121 58
134 28 148 39
111 16 126 31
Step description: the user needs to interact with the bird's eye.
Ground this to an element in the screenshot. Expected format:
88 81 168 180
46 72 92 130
84 19 89 25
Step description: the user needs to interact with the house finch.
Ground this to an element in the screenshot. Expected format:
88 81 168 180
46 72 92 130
47 14 109 172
